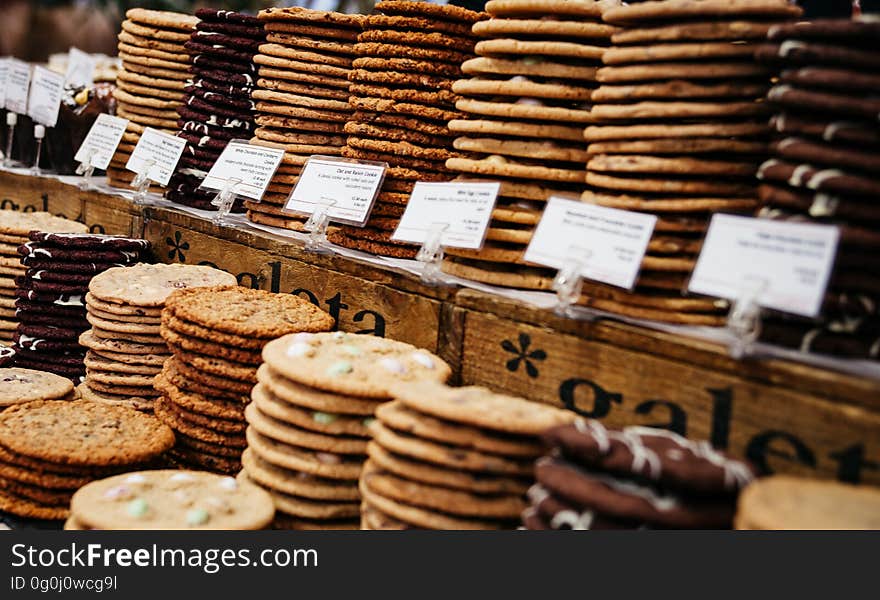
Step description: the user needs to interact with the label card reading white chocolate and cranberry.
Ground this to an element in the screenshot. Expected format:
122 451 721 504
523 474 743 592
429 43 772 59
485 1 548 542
688 214 839 317
284 156 386 226
75 114 129 170
125 127 187 186
392 181 500 249
523 196 657 290
64 47 96 87
201 140 285 201
4 58 30 114
27 66 64 127
0 59 9 108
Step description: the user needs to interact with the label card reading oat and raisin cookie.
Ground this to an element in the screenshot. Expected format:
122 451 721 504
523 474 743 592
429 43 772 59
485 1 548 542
125 127 187 186
284 156 386 226
5 58 31 114
27 66 64 127
392 181 500 250
75 114 129 170
201 140 285 201
64 47 96 87
523 197 657 290
688 214 839 317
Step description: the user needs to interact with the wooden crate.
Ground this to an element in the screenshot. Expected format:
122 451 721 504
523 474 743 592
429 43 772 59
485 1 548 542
4 173 880 486
0 171 82 220
80 188 142 236
455 291 880 485
142 215 444 353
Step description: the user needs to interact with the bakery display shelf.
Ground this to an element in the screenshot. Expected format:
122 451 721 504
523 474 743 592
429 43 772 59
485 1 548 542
1 168 878 485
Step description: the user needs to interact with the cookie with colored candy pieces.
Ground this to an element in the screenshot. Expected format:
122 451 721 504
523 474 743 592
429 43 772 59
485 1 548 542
261 332 450 399
69 470 275 530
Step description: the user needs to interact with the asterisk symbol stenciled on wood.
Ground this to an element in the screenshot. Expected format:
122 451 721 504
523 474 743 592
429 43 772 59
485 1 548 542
501 333 547 379
166 230 189 262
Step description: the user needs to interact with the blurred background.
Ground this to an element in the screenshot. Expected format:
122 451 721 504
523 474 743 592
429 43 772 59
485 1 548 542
0 1 374 60
0 0 873 62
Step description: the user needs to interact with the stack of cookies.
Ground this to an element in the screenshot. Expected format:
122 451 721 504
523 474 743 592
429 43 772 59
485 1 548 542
0 368 76 410
573 0 802 324
78 264 237 411
12 233 150 382
155 286 335 475
0 211 87 347
245 7 364 230
326 0 486 256
243 332 451 530
0 400 174 522
362 381 574 530
67 470 275 530
735 475 880 530
522 419 755 530
443 0 610 281
166 9 266 211
754 17 880 360
109 9 198 190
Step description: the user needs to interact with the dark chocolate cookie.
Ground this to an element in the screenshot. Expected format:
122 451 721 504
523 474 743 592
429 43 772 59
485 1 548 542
185 86 256 111
20 260 127 274
542 420 756 496
195 8 262 27
27 233 150 252
13 333 82 352
190 32 263 52
17 243 142 264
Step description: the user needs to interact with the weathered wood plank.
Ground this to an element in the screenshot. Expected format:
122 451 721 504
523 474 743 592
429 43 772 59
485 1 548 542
460 310 880 485
81 190 141 236
144 204 455 302
0 172 82 220
142 219 443 352
455 289 880 411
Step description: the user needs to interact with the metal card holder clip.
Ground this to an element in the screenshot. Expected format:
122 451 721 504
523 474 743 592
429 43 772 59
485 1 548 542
304 199 337 253
210 177 242 226
131 159 156 205
30 124 45 176
552 247 591 318
726 276 768 360
415 222 449 286
3 113 17 168
75 150 96 190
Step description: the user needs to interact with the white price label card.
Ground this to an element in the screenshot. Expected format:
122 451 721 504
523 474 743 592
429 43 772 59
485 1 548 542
392 181 500 249
688 214 839 318
74 114 129 170
27 66 64 127
125 127 187 187
0 59 9 108
64 47 96 87
284 156 386 226
523 197 657 290
5 58 31 114
201 140 285 201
